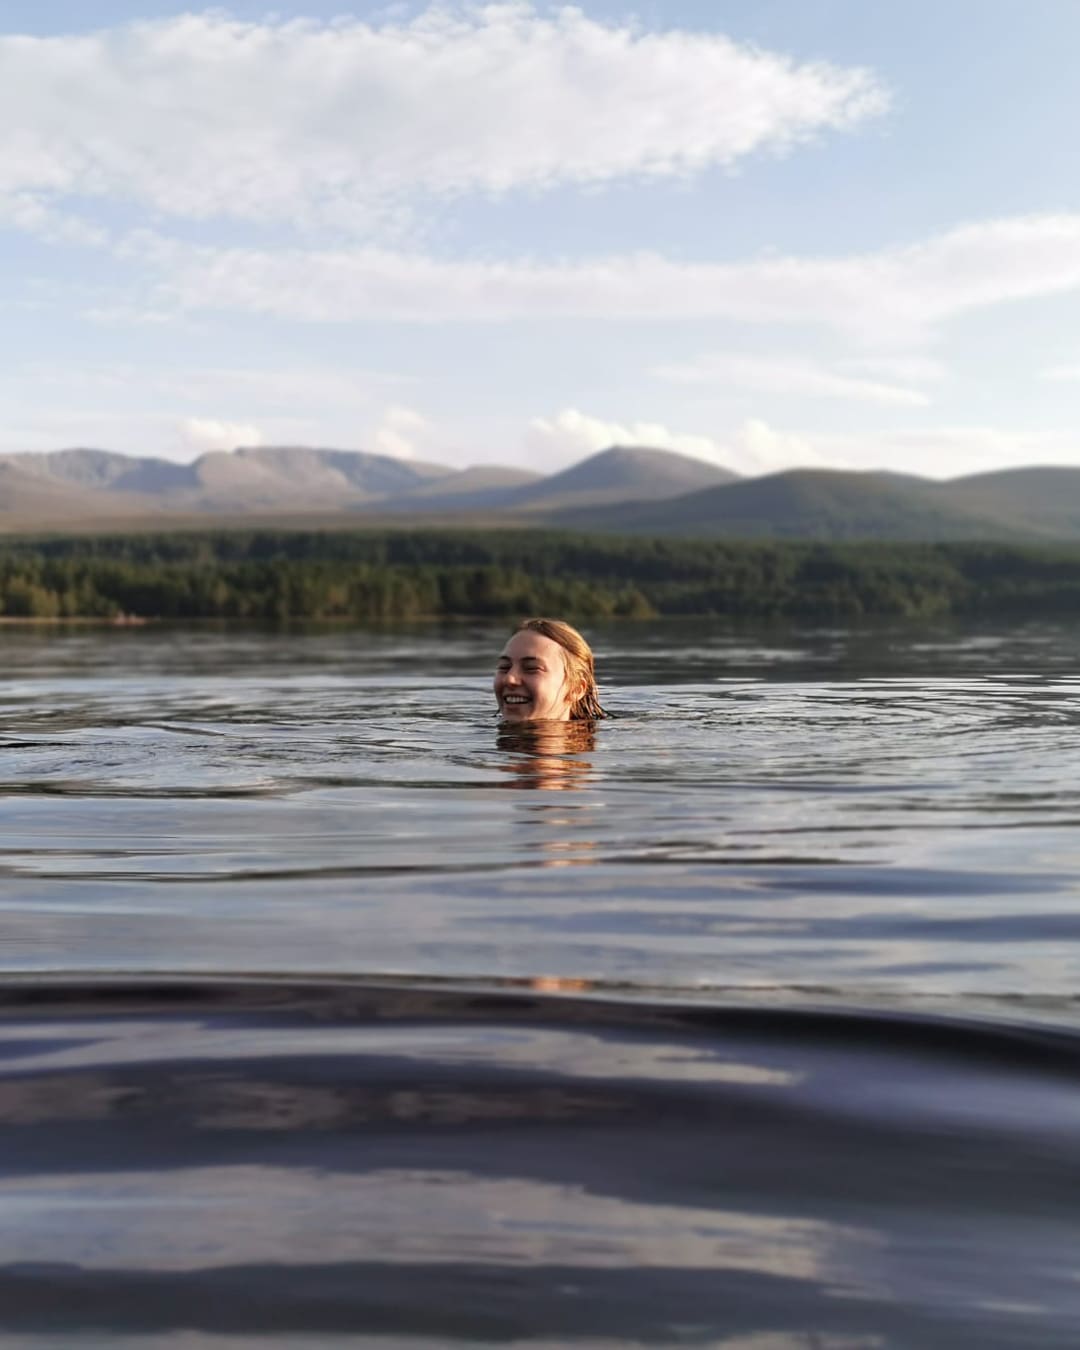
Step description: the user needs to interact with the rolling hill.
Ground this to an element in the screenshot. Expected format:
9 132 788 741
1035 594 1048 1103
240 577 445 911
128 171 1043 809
502 445 738 512
169 446 454 512
366 445 737 515
0 443 738 527
0 457 160 523
557 467 1058 540
939 467 1080 536
7 448 195 495
6 444 1080 540
0 445 457 523
361 464 543 513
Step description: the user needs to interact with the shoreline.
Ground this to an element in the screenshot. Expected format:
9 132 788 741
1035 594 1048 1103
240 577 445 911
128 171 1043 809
0 615 149 627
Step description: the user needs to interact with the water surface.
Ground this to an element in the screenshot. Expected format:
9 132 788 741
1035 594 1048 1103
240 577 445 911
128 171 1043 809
2 618 1080 1346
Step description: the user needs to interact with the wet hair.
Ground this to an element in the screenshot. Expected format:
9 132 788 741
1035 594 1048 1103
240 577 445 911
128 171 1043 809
514 617 607 720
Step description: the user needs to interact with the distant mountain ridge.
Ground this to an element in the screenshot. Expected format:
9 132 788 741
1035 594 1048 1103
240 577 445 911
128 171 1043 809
0 445 454 523
0 443 738 526
566 465 1080 540
366 445 737 515
501 445 738 511
563 468 1002 539
5 443 1080 540
8 448 195 494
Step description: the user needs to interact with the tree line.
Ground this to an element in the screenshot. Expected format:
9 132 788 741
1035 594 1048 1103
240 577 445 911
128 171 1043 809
3 528 1080 621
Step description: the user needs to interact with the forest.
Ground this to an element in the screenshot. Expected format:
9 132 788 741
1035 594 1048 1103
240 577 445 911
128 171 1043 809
3 528 1080 621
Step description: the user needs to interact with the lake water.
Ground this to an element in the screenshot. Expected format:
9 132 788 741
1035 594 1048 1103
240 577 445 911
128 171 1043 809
2 618 1080 1346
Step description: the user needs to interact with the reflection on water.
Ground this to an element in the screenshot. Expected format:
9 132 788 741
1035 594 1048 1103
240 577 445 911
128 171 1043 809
495 721 601 890
2 619 1080 1005
3 620 1080 1343
2 979 1080 1346
493 718 597 791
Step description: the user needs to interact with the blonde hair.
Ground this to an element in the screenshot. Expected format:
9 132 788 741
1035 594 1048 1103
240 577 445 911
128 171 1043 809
515 617 607 720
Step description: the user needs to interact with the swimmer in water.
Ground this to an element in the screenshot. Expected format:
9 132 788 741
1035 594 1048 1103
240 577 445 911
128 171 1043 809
494 618 607 722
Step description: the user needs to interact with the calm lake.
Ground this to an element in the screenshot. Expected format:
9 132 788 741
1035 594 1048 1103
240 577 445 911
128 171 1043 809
2 618 1080 1346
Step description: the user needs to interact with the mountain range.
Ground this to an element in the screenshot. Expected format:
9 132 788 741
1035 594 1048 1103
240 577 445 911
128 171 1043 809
0 444 735 528
5 443 1080 540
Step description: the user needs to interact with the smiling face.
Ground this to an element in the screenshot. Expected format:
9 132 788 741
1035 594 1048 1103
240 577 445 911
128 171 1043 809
493 630 577 722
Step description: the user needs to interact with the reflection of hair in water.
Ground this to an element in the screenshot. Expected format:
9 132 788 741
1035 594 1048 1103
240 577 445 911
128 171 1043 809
497 721 596 755
514 618 607 720
495 719 596 790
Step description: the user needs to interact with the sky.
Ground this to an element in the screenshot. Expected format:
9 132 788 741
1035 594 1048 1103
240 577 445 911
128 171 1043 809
3 2 1080 478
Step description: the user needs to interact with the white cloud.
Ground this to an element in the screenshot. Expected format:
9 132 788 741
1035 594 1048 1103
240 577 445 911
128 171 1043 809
736 418 826 474
652 352 931 405
525 408 822 475
124 213 1080 342
818 426 1080 479
734 424 1080 479
1042 362 1080 382
522 411 1080 479
0 7 885 236
181 417 264 452
370 404 432 460
527 408 729 469
0 192 108 246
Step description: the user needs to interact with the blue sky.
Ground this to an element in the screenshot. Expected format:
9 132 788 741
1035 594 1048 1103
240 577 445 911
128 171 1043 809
3 1 1080 476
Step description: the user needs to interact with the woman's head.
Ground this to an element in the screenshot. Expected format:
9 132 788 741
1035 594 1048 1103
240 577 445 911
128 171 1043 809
493 617 606 722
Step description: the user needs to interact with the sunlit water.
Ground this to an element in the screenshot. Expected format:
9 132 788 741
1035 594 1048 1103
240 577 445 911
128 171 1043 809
2 618 1080 1346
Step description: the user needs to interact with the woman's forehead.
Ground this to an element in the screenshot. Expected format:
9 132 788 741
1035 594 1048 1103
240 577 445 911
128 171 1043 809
500 630 564 662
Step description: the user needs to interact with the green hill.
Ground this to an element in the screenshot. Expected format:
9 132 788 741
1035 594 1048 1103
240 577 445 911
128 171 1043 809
558 468 1024 540
940 467 1080 537
504 445 738 512
10 445 1080 541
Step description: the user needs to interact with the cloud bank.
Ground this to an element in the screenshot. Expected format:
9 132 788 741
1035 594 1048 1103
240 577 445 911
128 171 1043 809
523 411 1080 479
0 6 885 234
371 404 433 461
182 417 264 452
116 214 1080 344
526 408 821 475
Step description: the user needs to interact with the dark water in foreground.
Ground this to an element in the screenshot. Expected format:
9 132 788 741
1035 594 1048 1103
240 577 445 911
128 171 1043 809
3 619 1080 1346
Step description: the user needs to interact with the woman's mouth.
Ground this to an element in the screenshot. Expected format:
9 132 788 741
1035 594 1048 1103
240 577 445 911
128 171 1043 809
502 694 531 706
